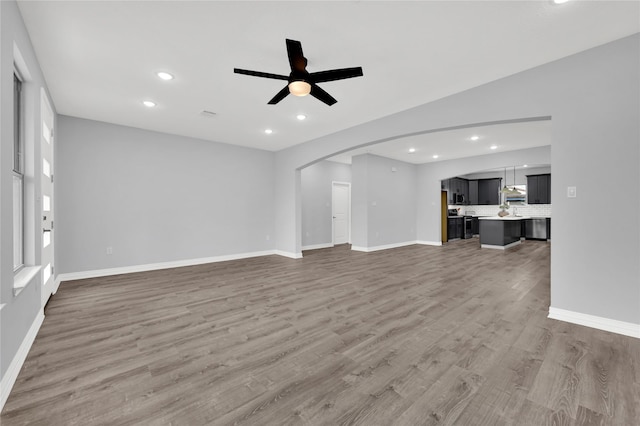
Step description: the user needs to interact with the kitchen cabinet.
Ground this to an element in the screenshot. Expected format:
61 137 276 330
447 217 464 240
468 180 478 205
527 174 551 204
479 217 524 249
449 179 456 204
448 177 469 205
461 179 469 203
477 178 501 205
471 217 480 235
546 218 551 238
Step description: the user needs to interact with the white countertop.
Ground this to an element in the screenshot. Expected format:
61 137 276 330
478 216 531 221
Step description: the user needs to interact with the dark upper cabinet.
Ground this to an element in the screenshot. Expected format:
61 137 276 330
462 179 469 204
448 178 456 204
477 178 501 205
446 177 470 205
527 174 551 204
451 178 461 194
468 180 479 205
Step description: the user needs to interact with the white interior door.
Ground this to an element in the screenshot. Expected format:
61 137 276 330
41 89 54 305
332 182 350 245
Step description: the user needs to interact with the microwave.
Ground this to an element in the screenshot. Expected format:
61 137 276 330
455 194 465 204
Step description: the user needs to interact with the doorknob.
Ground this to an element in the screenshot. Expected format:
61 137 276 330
333 216 336 219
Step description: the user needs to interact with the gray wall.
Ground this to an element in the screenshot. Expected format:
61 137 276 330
300 160 351 248
351 154 417 248
273 34 640 326
56 116 275 274
0 0 55 388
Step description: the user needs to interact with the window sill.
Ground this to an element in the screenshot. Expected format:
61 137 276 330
14 266 41 297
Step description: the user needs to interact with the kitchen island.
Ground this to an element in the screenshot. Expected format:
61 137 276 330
479 216 529 249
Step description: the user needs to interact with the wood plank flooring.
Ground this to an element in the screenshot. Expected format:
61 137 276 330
2 239 639 425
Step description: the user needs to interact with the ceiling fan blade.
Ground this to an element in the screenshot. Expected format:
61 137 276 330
310 84 337 106
286 39 307 72
310 67 363 83
268 85 290 105
234 68 289 81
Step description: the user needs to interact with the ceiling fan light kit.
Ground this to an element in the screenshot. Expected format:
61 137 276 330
288 80 311 97
234 39 363 106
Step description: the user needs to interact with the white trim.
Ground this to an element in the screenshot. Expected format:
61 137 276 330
1 309 45 411
350 245 368 252
481 240 522 250
416 240 443 246
52 275 62 295
548 307 640 339
302 243 334 251
13 42 33 81
351 240 417 253
57 250 279 283
274 250 303 259
13 266 41 296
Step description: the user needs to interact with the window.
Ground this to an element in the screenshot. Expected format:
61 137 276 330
13 73 24 271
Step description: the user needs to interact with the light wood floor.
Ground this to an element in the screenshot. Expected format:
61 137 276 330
2 240 639 425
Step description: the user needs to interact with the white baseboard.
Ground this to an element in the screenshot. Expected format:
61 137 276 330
548 307 640 339
1 309 45 411
416 240 442 246
274 250 303 259
302 243 334 251
52 275 62 295
351 240 417 253
57 250 278 283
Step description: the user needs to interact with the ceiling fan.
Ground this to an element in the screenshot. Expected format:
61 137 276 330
234 39 363 106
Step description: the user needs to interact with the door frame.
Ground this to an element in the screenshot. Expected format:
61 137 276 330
331 181 351 245
40 88 55 305
441 190 448 243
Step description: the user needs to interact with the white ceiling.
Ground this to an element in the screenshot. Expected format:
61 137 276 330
327 119 552 164
17 0 640 159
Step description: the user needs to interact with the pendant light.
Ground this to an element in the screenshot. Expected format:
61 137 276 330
501 166 522 195
510 166 522 195
501 167 511 194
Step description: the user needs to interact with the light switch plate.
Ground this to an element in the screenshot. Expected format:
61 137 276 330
567 186 577 198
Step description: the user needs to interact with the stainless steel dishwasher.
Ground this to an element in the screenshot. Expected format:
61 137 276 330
525 218 548 240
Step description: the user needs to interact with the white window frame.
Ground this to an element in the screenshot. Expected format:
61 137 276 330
13 72 24 272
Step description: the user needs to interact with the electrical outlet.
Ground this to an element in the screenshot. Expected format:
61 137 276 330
106 246 113 255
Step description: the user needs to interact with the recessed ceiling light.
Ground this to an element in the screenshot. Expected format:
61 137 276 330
264 129 273 134
470 135 480 141
143 100 156 107
552 0 570 4
523 164 528 168
408 148 416 153
432 154 439 159
296 114 307 121
490 145 498 150
156 72 174 81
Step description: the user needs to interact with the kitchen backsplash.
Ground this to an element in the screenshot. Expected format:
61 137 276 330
449 204 552 217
